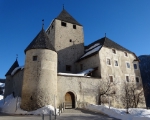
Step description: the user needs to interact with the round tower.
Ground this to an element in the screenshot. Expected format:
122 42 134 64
20 28 57 111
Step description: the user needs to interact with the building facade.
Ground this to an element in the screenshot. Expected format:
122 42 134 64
4 8 144 111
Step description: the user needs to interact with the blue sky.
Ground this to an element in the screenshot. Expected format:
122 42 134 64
0 0 150 78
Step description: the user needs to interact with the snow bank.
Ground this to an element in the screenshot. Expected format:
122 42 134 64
85 104 150 120
0 94 58 115
0 95 3 100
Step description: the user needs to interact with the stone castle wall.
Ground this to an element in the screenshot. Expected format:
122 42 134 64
20 49 57 111
47 19 84 73
57 75 101 107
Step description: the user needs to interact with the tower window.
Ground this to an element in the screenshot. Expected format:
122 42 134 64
61 22 66 27
109 76 113 82
136 77 139 82
112 49 116 54
73 25 76 29
70 39 72 42
51 25 53 29
66 65 71 71
126 76 129 82
33 56 37 61
124 52 128 57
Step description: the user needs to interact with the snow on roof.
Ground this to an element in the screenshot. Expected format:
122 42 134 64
85 43 100 52
58 68 94 77
11 66 24 76
80 45 102 59
0 83 5 87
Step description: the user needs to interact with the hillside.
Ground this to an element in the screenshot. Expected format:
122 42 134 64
139 55 150 108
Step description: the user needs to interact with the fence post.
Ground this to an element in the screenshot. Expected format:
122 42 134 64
42 114 44 120
55 108 56 119
49 110 51 120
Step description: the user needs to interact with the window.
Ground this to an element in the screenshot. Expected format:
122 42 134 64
134 64 138 69
126 62 130 68
70 39 72 42
124 52 128 57
109 76 113 82
126 76 129 82
80 64 83 70
107 58 111 65
33 56 37 61
61 21 66 27
66 65 71 71
114 60 118 66
136 77 139 83
112 49 116 54
73 25 76 29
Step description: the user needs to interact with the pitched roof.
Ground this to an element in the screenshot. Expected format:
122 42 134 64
78 37 137 62
5 59 19 76
24 28 55 53
56 9 82 26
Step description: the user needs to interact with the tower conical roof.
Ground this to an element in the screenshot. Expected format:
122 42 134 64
56 9 81 26
24 28 55 53
5 59 19 76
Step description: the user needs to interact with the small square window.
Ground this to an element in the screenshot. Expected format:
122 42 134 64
107 58 111 65
114 60 118 66
61 22 66 27
126 62 130 68
73 25 76 29
124 52 128 57
33 56 37 61
126 76 129 82
66 65 71 71
112 49 116 54
109 76 113 82
136 77 139 82
134 64 137 69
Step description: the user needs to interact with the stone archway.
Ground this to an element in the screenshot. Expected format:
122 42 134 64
65 91 75 108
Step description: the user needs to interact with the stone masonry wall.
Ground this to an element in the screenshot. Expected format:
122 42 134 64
21 49 57 111
54 19 84 73
57 75 101 107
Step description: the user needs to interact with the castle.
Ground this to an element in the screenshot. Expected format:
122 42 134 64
4 8 144 111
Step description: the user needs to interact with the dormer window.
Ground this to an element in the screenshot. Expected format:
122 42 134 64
124 52 128 57
73 25 76 29
112 49 116 54
61 21 66 27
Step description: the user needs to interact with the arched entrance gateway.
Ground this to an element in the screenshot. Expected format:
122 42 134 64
65 92 75 108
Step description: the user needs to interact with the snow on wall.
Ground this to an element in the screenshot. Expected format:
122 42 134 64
58 68 94 77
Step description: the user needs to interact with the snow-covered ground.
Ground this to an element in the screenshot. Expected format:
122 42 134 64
0 95 3 100
85 104 150 120
0 94 58 115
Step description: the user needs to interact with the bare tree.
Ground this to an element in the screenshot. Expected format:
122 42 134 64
121 82 145 114
98 78 117 106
